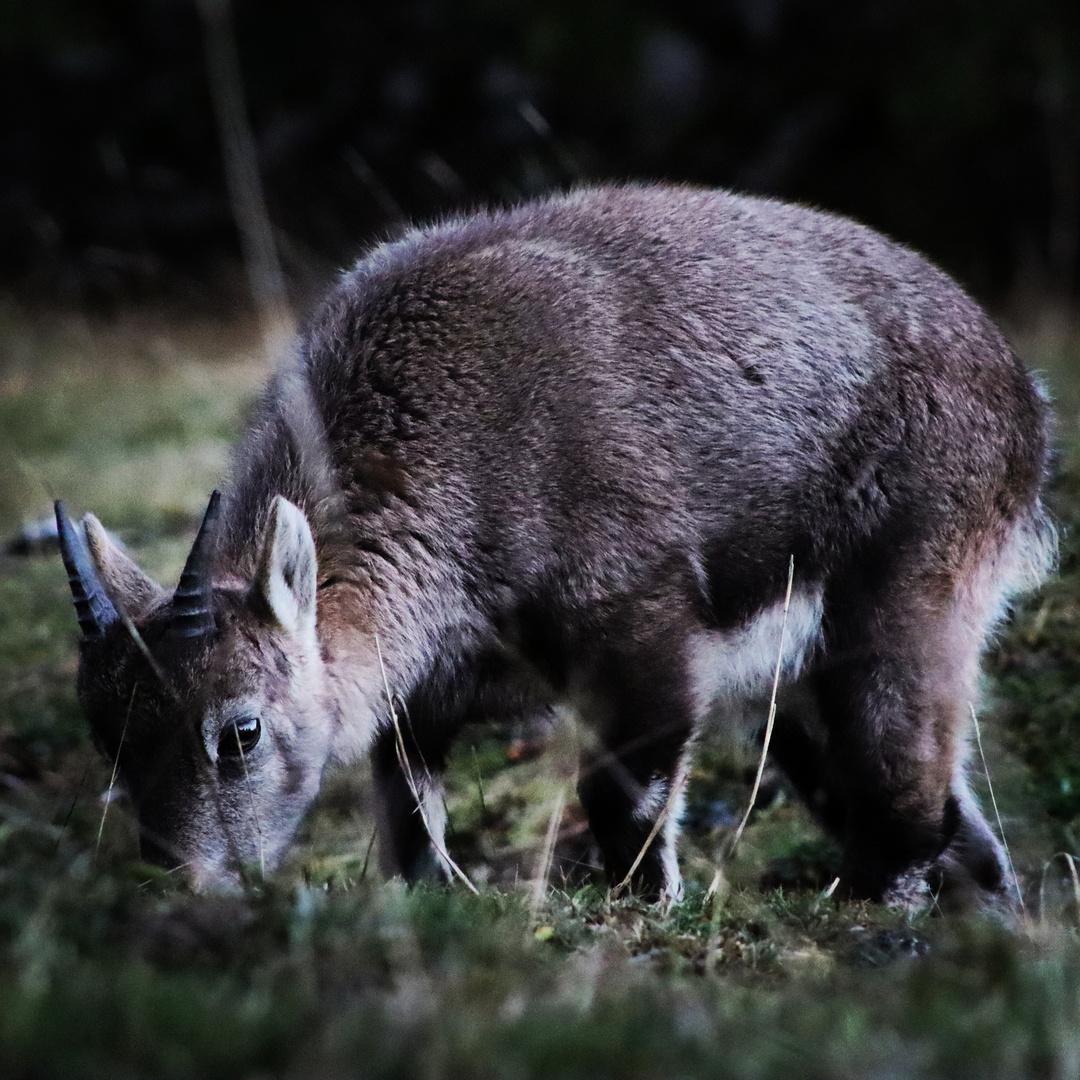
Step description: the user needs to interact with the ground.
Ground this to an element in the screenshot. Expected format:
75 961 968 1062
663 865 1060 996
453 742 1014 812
1 301 1079 1078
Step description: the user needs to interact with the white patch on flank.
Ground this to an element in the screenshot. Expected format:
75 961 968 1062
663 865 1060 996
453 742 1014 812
633 774 672 823
688 587 824 709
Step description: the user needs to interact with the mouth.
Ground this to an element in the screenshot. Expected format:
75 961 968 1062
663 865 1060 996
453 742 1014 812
138 832 244 892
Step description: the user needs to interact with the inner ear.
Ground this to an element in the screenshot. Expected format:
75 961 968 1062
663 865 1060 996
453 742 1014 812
83 513 167 617
253 496 318 641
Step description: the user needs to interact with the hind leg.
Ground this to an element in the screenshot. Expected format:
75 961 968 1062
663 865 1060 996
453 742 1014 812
812 575 1007 907
767 685 850 837
770 728 847 837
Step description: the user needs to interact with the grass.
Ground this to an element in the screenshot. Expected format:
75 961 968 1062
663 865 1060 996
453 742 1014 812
1 301 1079 1078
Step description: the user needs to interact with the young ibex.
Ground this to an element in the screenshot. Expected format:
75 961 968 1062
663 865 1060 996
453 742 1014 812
57 185 1054 905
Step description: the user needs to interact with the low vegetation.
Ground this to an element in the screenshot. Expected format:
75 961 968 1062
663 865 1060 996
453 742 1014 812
1 304 1079 1078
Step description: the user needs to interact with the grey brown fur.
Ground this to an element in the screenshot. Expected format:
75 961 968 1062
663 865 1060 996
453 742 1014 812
59 184 1055 904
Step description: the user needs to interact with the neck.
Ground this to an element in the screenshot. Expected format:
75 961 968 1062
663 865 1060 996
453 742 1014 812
313 581 379 764
315 577 442 765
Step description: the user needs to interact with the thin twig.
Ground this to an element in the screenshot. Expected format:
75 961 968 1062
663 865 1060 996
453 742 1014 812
726 555 795 860
610 770 688 900
115 598 172 692
970 702 1025 912
530 786 566 923
96 683 136 861
374 634 478 895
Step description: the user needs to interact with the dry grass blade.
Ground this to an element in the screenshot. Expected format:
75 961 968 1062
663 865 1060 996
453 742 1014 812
970 702 1025 911
115 601 172 693
704 866 726 903
1039 853 1080 925
610 770 688 901
235 730 266 880
96 683 136 861
374 634 479 896
82 521 174 697
472 746 487 823
358 828 378 883
725 555 795 860
54 749 96 854
530 786 566 923
1065 853 1080 917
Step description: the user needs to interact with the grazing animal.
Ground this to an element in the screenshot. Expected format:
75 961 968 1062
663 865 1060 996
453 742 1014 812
57 185 1055 905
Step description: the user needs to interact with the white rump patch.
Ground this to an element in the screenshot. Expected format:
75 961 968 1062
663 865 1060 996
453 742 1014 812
688 587 824 709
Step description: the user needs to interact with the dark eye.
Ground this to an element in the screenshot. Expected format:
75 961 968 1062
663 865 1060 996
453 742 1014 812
219 716 261 758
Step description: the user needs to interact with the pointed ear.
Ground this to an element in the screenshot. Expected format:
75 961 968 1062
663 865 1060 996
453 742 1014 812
254 496 318 641
82 514 167 617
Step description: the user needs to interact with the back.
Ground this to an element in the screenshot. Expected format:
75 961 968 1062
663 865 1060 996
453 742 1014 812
294 184 1046 629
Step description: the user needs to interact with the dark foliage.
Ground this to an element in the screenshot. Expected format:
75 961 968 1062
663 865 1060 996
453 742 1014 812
1 0 1078 304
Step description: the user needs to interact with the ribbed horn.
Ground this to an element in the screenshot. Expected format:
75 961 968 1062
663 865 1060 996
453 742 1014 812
171 490 222 639
55 501 119 639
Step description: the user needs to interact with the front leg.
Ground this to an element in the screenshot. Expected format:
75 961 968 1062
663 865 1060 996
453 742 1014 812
576 640 698 902
370 726 450 883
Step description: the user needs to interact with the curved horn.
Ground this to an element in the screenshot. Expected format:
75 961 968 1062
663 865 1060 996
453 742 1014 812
55 501 119 639
171 490 223 639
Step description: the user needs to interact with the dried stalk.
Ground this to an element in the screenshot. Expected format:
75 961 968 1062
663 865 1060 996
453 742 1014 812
970 702 1025 911
234 728 266 880
374 634 478 895
610 770 688 900
96 683 136 860
530 787 566 922
725 555 795 859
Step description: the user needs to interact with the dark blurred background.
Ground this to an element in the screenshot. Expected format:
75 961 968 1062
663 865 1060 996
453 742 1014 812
1 0 1078 310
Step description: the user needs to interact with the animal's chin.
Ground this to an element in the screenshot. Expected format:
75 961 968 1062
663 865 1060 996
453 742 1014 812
186 858 252 893
141 841 265 893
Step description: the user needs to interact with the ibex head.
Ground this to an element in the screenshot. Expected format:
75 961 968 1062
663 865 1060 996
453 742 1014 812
57 492 333 887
